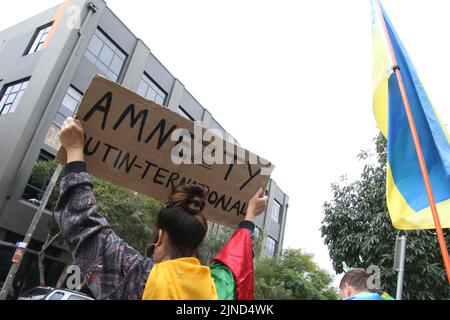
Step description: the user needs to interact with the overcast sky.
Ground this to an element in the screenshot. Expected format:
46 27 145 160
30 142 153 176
2 0 450 283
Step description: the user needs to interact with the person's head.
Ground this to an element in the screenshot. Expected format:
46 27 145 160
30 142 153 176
148 183 209 263
339 268 370 299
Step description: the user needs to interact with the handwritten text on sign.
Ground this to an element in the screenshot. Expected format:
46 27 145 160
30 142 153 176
57 75 274 228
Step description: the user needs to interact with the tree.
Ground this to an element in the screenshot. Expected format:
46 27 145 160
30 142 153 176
321 134 450 300
92 177 161 254
198 224 233 265
254 249 339 300
25 160 65 287
198 224 267 265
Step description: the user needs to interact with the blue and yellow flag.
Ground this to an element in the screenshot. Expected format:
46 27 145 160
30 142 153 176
371 0 450 230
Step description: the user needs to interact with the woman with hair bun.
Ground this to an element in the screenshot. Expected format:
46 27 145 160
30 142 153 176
55 117 268 300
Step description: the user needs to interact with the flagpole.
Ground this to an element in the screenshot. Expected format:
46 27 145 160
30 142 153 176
374 0 450 284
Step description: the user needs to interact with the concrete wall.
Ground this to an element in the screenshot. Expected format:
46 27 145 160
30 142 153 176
0 4 60 210
0 0 106 243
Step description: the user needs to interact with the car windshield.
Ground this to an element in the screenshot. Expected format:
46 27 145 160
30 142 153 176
68 294 91 300
21 287 52 297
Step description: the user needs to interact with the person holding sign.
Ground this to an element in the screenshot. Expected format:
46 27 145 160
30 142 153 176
55 117 268 300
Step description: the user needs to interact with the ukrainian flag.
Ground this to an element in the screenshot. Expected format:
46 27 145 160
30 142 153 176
371 0 450 230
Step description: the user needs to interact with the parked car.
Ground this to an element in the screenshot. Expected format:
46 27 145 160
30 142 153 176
18 287 94 300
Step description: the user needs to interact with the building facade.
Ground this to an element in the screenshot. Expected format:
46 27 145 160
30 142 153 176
0 0 289 292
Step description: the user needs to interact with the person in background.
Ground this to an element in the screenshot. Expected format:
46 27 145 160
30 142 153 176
339 268 387 300
55 117 268 300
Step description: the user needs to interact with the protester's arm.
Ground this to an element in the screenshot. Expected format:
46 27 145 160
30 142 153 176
54 117 154 300
243 188 268 226
241 189 267 255
210 189 267 300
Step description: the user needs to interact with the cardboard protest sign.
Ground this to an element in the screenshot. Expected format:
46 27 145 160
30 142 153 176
57 75 274 228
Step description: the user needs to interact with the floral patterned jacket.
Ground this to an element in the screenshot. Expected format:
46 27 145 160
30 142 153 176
55 161 255 300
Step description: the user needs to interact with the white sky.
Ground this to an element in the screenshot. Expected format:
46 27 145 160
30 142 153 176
2 0 450 283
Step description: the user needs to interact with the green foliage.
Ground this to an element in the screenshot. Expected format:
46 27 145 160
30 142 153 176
196 226 338 300
253 229 266 259
198 226 268 265
93 178 162 254
198 225 233 265
254 249 339 300
28 160 162 255
23 160 62 211
321 134 450 300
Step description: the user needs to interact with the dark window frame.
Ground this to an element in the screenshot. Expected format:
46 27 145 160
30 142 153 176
23 21 54 56
38 149 55 162
178 105 195 121
97 26 127 58
139 71 168 105
84 27 128 81
0 77 31 116
266 236 277 257
52 85 84 127
22 149 55 205
271 199 282 224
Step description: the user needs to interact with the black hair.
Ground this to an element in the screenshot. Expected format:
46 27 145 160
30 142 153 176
148 184 209 259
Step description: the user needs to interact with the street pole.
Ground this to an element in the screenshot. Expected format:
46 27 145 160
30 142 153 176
394 234 407 300
0 164 63 300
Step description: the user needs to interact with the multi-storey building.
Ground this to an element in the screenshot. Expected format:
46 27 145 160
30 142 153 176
0 0 289 293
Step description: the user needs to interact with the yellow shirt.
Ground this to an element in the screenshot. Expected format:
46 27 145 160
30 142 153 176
141 257 218 300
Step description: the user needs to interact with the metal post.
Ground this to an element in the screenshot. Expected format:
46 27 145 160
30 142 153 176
394 234 407 300
0 164 63 300
374 0 450 284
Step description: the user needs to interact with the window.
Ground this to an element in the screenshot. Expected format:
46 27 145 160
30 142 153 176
68 294 91 300
271 200 282 224
254 226 261 239
209 118 226 137
19 287 52 300
53 86 83 127
137 73 167 105
266 237 277 258
25 22 53 55
22 150 55 207
178 106 195 121
85 28 127 81
48 292 65 300
0 78 30 116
